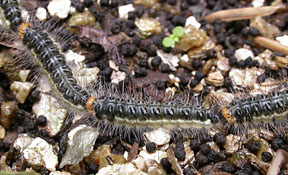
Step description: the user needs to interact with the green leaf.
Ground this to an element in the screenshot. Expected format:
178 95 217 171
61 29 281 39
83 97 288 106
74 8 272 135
162 37 175 48
172 26 184 37
173 37 179 43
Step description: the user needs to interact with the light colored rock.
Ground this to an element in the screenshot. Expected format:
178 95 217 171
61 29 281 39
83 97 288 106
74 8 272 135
276 35 288 46
118 4 135 19
206 71 224 87
252 0 264 7
10 81 33 104
146 159 166 175
38 76 52 93
13 134 33 152
32 94 67 136
0 155 12 171
229 67 263 88
109 60 119 71
111 71 126 85
65 50 85 64
48 0 71 19
132 156 147 171
135 17 161 36
75 67 99 86
157 50 179 71
144 128 170 146
234 48 254 61
23 137 58 172
180 54 189 63
139 149 167 164
50 171 71 175
185 16 201 29
97 163 147 175
60 125 99 168
19 70 30 82
0 125 5 139
36 7 47 21
224 134 241 154
217 55 230 73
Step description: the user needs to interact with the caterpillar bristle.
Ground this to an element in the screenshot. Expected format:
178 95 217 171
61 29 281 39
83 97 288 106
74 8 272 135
2 0 288 173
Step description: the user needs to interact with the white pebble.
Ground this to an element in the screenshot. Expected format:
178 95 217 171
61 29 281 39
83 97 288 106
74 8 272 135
49 171 71 175
234 48 254 61
13 134 33 152
118 4 135 19
32 94 67 136
252 0 264 7
144 128 171 146
75 67 99 87
185 16 201 29
111 71 126 85
65 50 85 64
139 150 167 163
36 7 47 21
60 125 99 168
180 54 189 63
10 81 33 104
48 0 71 19
23 137 58 172
0 125 5 139
157 50 179 71
19 70 30 82
97 163 147 175
276 35 288 46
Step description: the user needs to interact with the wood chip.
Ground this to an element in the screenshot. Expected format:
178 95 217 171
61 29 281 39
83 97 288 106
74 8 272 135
267 149 287 175
254 36 288 55
205 6 282 22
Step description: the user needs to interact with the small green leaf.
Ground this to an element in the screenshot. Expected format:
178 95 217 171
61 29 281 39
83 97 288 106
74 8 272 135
169 34 175 39
162 37 175 48
173 37 179 43
172 26 184 37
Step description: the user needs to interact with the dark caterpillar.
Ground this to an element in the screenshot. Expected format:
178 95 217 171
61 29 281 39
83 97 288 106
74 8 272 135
2 0 288 142
20 25 90 107
87 96 219 129
0 0 22 31
222 90 288 125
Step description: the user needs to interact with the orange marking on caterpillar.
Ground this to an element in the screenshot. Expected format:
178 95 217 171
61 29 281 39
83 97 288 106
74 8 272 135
86 96 97 115
18 22 30 38
221 107 234 124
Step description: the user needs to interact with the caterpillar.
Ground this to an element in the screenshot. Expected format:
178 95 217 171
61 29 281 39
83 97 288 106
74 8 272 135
0 0 220 142
1 0 288 144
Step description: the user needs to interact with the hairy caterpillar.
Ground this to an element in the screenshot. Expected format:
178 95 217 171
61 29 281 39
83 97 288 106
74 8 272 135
1 0 288 145
0 0 220 141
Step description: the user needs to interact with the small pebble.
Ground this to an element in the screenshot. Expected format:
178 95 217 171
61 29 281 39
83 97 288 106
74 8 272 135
36 115 47 126
261 151 273 162
246 141 260 154
146 142 156 153
200 144 211 155
174 147 186 161
220 162 235 173
257 73 266 83
191 59 202 69
190 139 201 152
271 138 283 151
151 56 162 68
249 27 260 37
160 64 170 73
195 153 208 166
194 71 204 81
134 67 147 77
